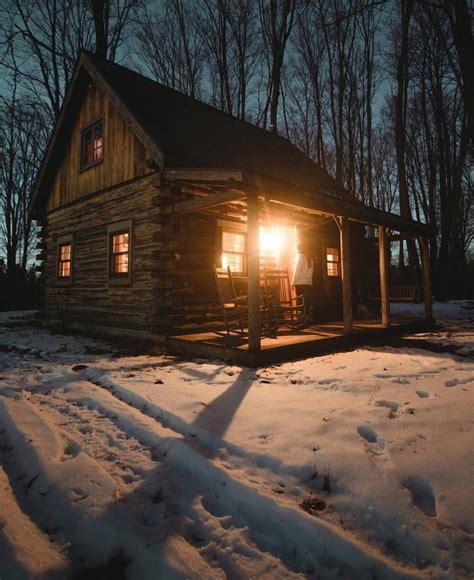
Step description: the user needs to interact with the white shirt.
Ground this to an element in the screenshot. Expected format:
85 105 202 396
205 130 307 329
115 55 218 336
292 254 313 286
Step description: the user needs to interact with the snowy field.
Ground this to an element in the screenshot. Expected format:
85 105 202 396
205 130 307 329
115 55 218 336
0 302 473 579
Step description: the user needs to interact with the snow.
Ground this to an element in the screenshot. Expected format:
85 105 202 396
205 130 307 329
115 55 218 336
0 303 473 578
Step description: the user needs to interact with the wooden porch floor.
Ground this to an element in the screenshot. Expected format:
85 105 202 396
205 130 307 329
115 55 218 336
168 316 436 366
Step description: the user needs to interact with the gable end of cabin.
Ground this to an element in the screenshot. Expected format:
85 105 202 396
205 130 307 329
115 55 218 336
36 79 174 338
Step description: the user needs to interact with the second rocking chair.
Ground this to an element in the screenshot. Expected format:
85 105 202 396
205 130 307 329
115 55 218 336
263 268 308 330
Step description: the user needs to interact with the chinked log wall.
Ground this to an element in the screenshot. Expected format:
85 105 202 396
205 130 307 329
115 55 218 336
162 210 227 334
43 173 168 336
41 173 227 338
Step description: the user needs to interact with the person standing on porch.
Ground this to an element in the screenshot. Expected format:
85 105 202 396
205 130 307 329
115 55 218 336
293 243 315 321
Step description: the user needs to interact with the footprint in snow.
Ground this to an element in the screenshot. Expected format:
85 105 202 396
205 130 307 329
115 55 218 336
445 376 474 388
357 426 385 451
416 390 430 398
454 366 473 372
61 440 81 461
257 434 271 441
391 377 411 385
374 373 411 384
402 476 436 517
318 378 339 385
375 399 399 413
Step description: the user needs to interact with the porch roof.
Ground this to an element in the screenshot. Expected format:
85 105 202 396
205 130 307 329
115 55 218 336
164 168 433 236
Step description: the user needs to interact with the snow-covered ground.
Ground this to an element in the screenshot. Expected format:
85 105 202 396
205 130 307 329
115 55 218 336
0 302 473 579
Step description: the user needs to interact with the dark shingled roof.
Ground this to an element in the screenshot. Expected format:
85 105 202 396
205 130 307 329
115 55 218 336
87 53 351 200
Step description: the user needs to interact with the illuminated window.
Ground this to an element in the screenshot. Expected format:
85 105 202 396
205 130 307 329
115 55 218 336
110 231 130 275
81 119 103 169
58 242 72 278
326 247 340 277
221 230 246 274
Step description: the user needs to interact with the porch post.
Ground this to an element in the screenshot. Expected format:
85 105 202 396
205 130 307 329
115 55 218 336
339 217 353 334
378 225 390 327
247 192 261 352
419 236 433 319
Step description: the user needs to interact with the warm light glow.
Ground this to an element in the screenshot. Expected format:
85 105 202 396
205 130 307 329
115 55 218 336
112 232 129 274
260 227 284 263
221 230 245 273
326 247 340 277
58 243 72 278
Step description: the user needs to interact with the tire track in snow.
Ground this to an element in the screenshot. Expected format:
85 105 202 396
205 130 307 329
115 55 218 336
0 393 219 579
60 366 426 578
30 385 302 578
0 444 70 579
81 366 317 488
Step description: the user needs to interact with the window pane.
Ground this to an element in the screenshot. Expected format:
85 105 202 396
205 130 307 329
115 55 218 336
222 231 245 253
93 122 103 161
222 252 243 273
327 262 339 277
327 247 339 262
60 244 71 260
94 137 103 161
82 121 103 167
114 253 129 273
113 233 129 254
94 122 102 139
59 261 70 278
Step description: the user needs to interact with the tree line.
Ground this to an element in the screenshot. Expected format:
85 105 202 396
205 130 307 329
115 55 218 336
0 0 472 304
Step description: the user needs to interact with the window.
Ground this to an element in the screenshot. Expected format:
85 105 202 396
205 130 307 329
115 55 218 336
111 231 129 275
57 235 73 281
221 229 246 274
58 243 72 278
326 247 340 277
81 119 103 169
108 220 132 280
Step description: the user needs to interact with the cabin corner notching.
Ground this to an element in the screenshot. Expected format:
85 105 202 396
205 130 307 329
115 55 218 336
31 51 434 362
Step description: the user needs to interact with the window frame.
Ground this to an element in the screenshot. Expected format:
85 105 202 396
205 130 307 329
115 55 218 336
326 246 340 278
218 224 247 276
56 234 73 283
80 118 104 171
107 220 132 283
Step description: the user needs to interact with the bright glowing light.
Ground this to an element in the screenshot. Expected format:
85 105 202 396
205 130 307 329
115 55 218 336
221 254 228 269
260 227 284 262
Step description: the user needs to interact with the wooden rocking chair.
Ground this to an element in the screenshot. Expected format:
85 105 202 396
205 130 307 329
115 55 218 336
263 268 308 330
214 266 248 336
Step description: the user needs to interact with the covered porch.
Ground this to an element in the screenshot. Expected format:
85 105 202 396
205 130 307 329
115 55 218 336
161 168 434 365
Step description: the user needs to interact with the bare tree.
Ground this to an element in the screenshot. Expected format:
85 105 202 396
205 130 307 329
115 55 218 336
424 0 474 149
0 0 139 122
0 85 45 277
258 0 297 131
227 0 260 121
135 0 205 97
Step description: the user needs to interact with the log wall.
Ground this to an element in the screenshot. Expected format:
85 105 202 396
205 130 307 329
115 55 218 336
42 174 162 335
163 211 223 334
40 176 368 338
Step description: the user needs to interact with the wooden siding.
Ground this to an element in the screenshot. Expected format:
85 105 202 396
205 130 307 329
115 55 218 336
163 211 222 333
42 175 161 334
47 84 152 211
38 174 370 338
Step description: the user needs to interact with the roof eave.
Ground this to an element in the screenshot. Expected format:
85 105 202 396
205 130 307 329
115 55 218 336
243 171 433 236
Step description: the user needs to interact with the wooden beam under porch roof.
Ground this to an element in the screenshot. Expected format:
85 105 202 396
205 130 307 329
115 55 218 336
162 168 433 236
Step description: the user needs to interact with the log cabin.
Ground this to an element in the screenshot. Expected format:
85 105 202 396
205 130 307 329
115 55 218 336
30 51 434 364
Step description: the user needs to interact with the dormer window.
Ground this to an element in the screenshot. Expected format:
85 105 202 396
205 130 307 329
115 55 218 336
81 119 103 170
